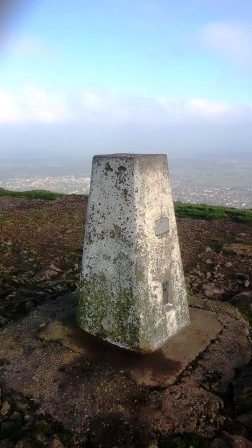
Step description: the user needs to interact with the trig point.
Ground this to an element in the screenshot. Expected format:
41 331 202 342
78 154 190 351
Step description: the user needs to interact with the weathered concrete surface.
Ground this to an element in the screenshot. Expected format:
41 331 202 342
40 307 222 387
0 293 250 441
79 154 189 351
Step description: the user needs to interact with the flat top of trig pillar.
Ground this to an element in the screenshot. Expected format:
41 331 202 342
93 153 167 159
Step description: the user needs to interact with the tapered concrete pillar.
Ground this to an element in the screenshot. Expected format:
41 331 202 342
78 154 190 352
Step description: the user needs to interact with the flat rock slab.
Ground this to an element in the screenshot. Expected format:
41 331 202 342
0 293 250 442
39 307 223 387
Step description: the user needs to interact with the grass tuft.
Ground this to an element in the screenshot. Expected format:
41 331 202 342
163 433 210 448
174 202 252 223
0 188 62 201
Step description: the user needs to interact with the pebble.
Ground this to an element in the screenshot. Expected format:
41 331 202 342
0 317 8 326
48 435 65 448
9 411 23 426
0 400 11 418
211 431 252 447
0 440 14 448
147 441 158 448
1 420 16 433
14 440 32 448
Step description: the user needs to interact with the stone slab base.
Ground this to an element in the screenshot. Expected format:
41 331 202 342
39 307 222 387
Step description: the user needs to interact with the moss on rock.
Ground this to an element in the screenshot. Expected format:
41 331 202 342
78 275 140 348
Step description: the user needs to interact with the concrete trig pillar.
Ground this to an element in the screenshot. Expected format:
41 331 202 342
78 154 190 351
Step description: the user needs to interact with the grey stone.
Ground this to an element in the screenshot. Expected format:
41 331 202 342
211 431 252 448
78 154 189 352
229 291 252 326
230 291 252 308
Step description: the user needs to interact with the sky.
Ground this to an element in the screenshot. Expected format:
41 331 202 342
0 0 252 159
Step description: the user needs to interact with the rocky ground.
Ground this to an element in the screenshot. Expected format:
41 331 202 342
0 195 86 328
0 195 251 447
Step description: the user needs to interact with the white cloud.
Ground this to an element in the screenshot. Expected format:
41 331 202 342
200 21 252 64
189 98 230 116
81 91 103 109
0 86 251 126
0 89 22 123
0 86 70 123
22 86 69 123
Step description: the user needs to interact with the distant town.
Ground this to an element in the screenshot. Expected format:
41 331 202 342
1 174 251 208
